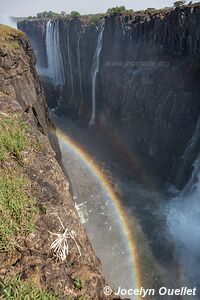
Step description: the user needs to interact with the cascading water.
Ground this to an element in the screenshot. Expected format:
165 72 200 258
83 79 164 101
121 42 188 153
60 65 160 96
67 20 74 102
77 36 83 114
167 119 200 288
89 25 105 126
42 20 65 87
171 115 200 188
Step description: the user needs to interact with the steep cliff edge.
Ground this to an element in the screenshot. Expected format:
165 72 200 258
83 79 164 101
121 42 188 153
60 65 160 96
0 24 48 134
0 25 117 299
18 4 200 188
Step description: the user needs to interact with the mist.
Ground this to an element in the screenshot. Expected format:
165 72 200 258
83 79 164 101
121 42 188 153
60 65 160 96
167 156 200 289
0 14 17 28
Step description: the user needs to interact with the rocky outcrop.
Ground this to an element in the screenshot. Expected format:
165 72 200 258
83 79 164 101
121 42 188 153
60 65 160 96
18 4 200 187
17 20 47 69
0 24 118 299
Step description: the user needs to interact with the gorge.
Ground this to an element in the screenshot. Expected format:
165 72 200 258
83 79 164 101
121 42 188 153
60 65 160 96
18 4 200 299
18 4 200 187
0 3 199 299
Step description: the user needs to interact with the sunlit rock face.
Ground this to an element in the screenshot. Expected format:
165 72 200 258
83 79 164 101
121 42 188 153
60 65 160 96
18 4 200 187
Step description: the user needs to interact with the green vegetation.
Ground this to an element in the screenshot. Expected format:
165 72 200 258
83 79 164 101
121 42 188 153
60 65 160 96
76 296 88 300
73 277 85 290
173 1 186 7
0 171 37 251
71 11 81 18
0 24 26 51
27 16 37 20
105 6 134 16
8 41 20 50
0 25 25 39
36 11 61 19
2 276 58 299
89 15 102 25
1 276 87 300
26 11 69 20
34 136 47 153
107 6 126 15
126 9 134 14
0 115 29 161
0 114 38 251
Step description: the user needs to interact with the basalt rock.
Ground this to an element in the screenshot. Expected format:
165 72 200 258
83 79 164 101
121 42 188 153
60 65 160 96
18 4 200 187
18 20 47 69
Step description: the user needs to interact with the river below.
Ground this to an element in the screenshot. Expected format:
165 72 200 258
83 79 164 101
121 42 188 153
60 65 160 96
50 111 188 299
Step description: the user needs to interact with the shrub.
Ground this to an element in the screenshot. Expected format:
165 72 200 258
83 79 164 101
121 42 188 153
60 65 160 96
36 11 61 19
89 15 102 25
173 1 186 7
107 6 126 15
71 11 81 18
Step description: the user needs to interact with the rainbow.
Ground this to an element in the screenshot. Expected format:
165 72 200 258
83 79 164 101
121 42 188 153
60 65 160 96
51 126 143 297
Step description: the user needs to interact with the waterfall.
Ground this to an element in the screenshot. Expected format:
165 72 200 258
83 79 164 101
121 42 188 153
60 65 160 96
168 156 200 250
77 36 83 114
175 115 200 186
89 25 105 126
45 20 65 87
67 20 74 102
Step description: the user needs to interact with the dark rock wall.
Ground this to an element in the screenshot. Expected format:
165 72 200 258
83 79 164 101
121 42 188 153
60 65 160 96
0 26 49 134
18 20 47 68
18 4 200 186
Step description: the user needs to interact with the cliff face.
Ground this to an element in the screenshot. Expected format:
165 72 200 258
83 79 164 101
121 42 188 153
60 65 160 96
0 25 116 299
0 24 48 134
18 4 200 186
17 20 47 69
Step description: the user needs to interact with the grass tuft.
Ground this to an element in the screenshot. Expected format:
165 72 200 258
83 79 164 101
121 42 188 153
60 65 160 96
0 24 27 51
73 277 85 291
2 276 58 299
0 172 37 251
76 296 88 300
0 114 29 161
